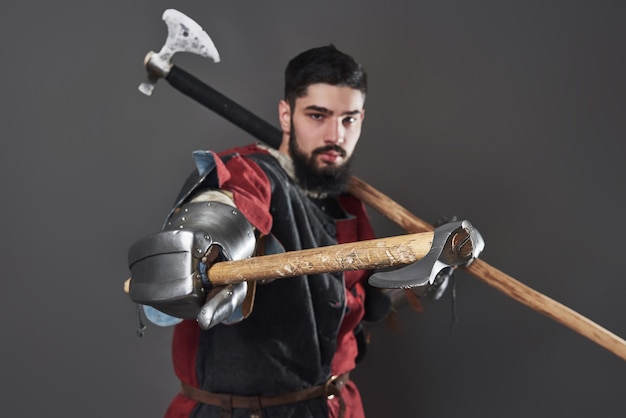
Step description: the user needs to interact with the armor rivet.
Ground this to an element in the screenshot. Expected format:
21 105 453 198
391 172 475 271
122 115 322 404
232 210 238 215
181 216 186 221
204 235 210 240
179 225 184 229
207 203 212 207
184 208 189 212
196 248 203 254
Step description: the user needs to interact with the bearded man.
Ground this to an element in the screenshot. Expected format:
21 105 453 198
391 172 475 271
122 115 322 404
131 45 395 418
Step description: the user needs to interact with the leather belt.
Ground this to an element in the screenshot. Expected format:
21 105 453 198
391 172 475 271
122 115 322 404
180 373 349 418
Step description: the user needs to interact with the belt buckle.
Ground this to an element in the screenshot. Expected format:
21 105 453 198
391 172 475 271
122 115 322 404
325 375 339 400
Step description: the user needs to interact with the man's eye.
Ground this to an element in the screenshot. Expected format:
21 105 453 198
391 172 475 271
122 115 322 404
343 117 356 124
309 113 323 120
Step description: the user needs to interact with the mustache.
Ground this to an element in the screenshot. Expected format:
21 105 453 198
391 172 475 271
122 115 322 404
311 145 347 158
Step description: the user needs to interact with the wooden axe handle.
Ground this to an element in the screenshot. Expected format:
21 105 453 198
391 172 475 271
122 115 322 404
348 176 626 361
124 232 433 293
208 231 433 285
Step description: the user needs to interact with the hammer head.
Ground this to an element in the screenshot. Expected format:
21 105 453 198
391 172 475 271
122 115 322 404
139 9 220 96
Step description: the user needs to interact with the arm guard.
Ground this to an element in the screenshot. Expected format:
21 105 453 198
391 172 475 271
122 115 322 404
128 201 256 320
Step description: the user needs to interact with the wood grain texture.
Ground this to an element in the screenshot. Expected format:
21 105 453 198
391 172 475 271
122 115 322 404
208 232 433 284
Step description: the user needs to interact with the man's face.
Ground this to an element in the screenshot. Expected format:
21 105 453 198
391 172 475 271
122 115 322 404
279 83 365 193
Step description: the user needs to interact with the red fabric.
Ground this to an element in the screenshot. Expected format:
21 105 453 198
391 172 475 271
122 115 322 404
328 380 365 418
215 147 273 235
165 320 200 418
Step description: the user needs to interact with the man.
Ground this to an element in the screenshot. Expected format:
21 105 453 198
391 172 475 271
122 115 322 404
130 45 409 418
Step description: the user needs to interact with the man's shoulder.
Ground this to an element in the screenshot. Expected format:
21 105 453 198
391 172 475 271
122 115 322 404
217 143 285 178
216 143 271 158
213 143 288 188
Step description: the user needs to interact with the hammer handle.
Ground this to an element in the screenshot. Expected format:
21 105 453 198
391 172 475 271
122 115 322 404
207 232 433 285
167 65 282 148
468 259 626 361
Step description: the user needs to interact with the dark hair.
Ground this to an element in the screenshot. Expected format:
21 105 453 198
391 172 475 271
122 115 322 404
284 45 368 108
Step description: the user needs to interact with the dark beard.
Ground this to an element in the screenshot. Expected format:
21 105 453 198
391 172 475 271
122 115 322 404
288 131 353 196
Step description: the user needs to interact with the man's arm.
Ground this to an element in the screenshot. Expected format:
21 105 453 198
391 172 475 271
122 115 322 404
128 149 273 329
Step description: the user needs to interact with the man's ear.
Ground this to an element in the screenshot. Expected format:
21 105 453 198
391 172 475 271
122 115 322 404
278 100 291 133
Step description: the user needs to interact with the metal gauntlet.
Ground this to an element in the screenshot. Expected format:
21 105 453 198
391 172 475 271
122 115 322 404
128 201 256 320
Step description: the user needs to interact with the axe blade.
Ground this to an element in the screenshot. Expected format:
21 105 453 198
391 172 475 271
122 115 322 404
161 9 220 64
139 9 221 96
369 220 485 289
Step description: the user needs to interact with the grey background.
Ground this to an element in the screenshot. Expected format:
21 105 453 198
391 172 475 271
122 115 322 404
2 1 625 417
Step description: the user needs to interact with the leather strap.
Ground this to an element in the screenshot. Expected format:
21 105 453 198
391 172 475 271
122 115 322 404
181 373 349 418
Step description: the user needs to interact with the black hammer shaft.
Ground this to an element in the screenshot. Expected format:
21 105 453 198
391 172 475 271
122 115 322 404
167 66 283 148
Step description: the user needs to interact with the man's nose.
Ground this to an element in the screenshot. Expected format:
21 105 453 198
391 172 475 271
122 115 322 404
324 119 345 144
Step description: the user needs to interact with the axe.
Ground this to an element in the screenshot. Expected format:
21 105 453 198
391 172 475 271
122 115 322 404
135 9 626 361
125 221 481 295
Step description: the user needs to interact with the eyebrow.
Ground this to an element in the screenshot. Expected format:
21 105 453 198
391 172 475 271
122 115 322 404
304 105 362 116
